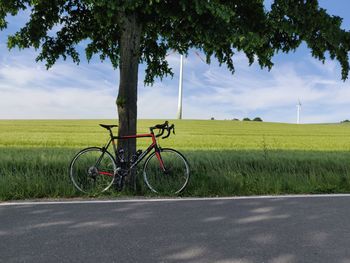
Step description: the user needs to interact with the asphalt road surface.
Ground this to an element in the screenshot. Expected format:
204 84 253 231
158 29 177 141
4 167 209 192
1 195 350 263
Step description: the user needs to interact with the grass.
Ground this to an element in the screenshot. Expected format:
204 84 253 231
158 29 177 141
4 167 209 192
1 119 350 200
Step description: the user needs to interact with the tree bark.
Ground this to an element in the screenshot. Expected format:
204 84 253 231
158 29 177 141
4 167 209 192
117 12 142 187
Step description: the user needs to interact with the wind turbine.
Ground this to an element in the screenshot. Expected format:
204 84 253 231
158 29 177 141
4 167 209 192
176 52 206 120
296 99 302 124
176 55 184 119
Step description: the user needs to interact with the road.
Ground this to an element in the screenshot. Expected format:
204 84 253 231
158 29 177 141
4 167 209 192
1 195 350 263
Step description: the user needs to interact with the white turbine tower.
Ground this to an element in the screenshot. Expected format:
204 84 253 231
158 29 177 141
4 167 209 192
177 55 184 119
296 99 302 124
175 52 206 119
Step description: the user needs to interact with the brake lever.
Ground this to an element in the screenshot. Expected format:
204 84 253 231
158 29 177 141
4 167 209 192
154 121 168 137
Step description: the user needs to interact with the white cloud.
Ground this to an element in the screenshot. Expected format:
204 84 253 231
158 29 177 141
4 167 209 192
1 45 350 123
0 50 119 119
0 86 116 119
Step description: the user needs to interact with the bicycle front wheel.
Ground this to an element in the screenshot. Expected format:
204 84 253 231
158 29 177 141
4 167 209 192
69 147 116 194
143 148 190 194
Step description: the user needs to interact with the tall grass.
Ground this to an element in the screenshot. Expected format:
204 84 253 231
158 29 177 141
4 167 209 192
0 148 77 200
186 150 350 196
1 119 350 200
1 147 350 200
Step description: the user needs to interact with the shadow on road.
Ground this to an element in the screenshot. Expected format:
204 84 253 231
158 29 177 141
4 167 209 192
1 197 350 262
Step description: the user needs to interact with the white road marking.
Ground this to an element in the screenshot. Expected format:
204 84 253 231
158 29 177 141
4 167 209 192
1 194 350 206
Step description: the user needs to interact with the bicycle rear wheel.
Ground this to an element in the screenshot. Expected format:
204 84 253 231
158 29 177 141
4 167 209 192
143 148 190 194
69 147 116 194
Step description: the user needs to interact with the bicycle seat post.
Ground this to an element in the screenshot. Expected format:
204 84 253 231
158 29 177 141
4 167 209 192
107 127 118 160
108 128 114 138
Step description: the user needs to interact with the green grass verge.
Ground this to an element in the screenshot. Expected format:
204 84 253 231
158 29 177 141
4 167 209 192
1 147 350 200
1 119 350 200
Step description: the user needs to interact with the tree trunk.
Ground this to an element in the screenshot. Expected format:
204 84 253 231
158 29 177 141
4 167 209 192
117 12 142 187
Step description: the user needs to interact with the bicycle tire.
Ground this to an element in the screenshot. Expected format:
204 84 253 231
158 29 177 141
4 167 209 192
69 147 116 194
143 148 190 194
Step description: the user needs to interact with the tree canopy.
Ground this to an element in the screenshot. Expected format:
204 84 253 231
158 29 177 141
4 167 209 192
1 0 350 168
1 0 349 83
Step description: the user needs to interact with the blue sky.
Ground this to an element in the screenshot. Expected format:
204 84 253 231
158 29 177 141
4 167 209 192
0 1 350 123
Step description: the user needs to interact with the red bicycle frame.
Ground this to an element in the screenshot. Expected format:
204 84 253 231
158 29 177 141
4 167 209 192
97 130 165 177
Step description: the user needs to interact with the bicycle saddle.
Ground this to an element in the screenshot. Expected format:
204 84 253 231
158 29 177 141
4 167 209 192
99 124 118 129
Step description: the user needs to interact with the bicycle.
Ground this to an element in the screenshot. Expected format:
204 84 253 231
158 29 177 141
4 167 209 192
69 121 190 195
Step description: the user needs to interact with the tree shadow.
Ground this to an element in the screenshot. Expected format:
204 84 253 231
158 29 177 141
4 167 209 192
1 197 350 262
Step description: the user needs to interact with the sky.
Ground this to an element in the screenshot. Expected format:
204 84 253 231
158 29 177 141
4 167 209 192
0 1 350 123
